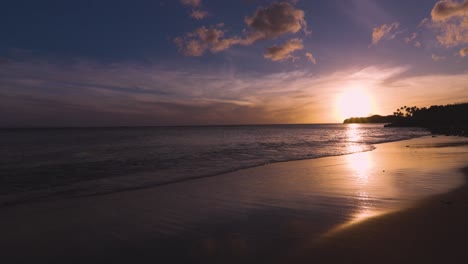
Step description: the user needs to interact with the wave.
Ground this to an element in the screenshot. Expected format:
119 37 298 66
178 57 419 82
0 125 430 207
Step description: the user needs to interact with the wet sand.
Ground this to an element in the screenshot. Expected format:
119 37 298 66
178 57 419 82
0 136 467 263
295 166 468 264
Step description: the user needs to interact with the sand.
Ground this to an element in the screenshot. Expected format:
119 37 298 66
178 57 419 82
289 167 468 264
0 136 467 263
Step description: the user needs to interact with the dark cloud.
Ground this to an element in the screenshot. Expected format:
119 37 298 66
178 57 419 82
174 25 239 56
431 0 468 21
175 2 309 59
244 2 308 41
264 38 303 61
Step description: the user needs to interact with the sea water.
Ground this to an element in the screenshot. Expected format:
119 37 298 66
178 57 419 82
0 124 429 206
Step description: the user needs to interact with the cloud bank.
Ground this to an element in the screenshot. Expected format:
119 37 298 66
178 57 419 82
2 59 467 126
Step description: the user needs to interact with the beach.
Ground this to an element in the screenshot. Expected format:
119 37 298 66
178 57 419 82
294 166 468 263
1 135 467 263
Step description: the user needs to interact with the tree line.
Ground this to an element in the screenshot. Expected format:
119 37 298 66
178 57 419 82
343 102 468 136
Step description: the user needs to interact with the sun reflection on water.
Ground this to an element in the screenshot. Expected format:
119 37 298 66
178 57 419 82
346 123 361 142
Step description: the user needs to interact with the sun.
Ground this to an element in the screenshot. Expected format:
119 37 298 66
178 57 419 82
336 88 374 120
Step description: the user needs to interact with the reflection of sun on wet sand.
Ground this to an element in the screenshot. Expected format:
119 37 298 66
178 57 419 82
323 206 391 238
299 167 468 264
0 136 467 263
322 148 394 236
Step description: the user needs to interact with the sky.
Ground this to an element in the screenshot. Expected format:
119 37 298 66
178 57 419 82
1 0 467 127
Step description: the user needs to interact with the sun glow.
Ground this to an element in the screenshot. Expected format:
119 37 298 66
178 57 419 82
336 88 374 121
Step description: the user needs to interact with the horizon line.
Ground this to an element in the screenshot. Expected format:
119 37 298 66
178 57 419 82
0 123 355 130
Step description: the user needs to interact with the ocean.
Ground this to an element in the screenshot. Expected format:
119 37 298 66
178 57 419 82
0 124 429 206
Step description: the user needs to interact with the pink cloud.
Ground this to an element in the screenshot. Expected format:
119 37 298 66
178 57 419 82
460 47 468 57
428 1 468 47
190 10 208 20
371 22 400 46
180 0 201 8
174 2 309 59
305 52 317 64
264 38 304 61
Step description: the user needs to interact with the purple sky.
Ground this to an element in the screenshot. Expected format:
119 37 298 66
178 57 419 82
1 0 467 126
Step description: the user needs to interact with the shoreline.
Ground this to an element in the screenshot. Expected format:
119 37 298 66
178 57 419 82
294 166 468 263
0 132 431 209
0 136 467 263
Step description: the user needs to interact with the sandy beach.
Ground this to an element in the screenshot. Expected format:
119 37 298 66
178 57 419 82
293 166 468 264
1 136 467 263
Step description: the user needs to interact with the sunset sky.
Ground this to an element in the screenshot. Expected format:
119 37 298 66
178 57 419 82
1 0 467 126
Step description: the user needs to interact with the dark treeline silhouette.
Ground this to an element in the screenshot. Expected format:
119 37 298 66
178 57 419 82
343 115 398 124
343 102 468 136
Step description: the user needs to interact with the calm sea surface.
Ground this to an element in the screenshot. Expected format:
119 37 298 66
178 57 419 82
0 124 429 205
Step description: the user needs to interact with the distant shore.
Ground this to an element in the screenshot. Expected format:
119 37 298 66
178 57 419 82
344 117 467 137
343 102 468 137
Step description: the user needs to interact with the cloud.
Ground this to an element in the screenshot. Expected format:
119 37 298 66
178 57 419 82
174 37 203 56
388 71 468 108
428 1 468 47
244 2 308 41
431 0 468 21
190 9 208 20
175 2 309 58
371 22 400 46
180 0 208 20
404 33 422 48
404 33 417 43
431 54 446 61
460 47 468 56
180 0 201 8
305 52 316 64
0 57 11 65
2 59 468 125
429 16 468 47
0 60 403 125
438 18 468 47
264 38 303 61
0 59 325 125
174 25 230 56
